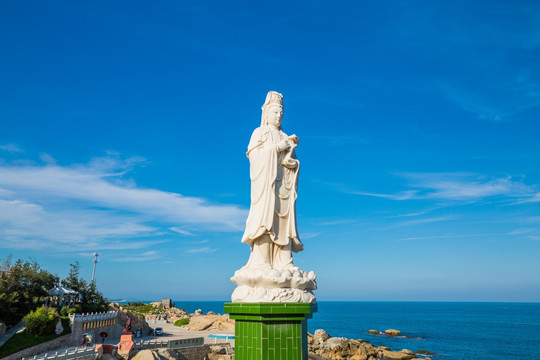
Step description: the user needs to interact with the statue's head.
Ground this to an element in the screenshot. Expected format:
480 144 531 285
261 91 284 128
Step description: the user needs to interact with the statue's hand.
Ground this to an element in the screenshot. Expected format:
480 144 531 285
288 134 299 144
277 140 291 152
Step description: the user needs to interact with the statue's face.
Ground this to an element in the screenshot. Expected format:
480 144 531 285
266 105 283 128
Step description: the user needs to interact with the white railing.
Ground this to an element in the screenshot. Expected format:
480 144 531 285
133 339 168 350
24 337 218 359
69 311 118 323
21 345 96 360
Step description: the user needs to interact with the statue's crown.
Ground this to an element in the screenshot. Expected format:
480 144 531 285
261 91 283 110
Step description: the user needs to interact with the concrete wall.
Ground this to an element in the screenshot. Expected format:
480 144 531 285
70 311 122 347
71 322 123 347
169 343 233 360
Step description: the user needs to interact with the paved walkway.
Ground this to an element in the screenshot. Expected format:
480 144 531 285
0 320 25 348
31 322 234 359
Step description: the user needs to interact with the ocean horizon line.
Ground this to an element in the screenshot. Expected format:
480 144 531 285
111 299 540 304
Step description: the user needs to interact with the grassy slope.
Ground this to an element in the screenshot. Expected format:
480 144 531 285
0 318 71 358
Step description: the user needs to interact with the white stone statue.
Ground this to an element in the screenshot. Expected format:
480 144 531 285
231 91 317 303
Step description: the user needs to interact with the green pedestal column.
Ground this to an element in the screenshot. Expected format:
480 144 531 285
224 302 317 360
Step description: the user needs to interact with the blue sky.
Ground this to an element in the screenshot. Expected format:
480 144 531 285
1 1 539 302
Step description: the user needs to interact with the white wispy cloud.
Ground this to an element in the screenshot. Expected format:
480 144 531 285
388 215 458 229
442 77 540 122
390 209 436 218
185 247 219 254
349 190 419 201
0 154 247 251
404 173 533 201
112 251 160 262
191 240 209 244
506 228 537 235
170 227 193 236
317 218 364 226
39 153 57 165
512 192 540 204
0 143 24 153
396 233 501 241
350 173 537 203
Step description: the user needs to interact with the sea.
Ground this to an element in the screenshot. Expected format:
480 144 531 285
128 301 540 360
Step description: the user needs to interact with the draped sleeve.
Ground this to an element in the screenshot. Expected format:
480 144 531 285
241 127 279 244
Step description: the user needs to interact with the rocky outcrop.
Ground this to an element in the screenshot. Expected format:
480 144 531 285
309 333 377 360
378 348 415 360
207 344 233 360
308 330 432 360
164 308 188 324
312 329 331 345
384 329 401 336
185 315 234 332
131 348 176 360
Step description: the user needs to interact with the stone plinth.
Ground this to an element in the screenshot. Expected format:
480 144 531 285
224 302 317 360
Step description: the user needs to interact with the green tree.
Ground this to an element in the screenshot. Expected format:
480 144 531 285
24 306 59 336
61 262 87 293
0 256 58 325
60 262 108 313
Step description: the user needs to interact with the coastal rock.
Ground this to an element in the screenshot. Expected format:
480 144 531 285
367 330 381 335
209 345 227 354
208 311 216 315
380 349 416 360
308 354 329 360
384 329 401 336
185 315 234 332
194 309 203 316
308 328 428 360
165 307 188 324
313 337 376 360
131 349 175 360
313 329 331 344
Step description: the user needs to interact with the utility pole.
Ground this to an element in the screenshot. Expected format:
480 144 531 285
91 252 99 285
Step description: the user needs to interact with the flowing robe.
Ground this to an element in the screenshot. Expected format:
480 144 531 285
241 125 303 255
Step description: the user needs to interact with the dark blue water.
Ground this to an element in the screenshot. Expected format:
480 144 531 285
143 301 540 360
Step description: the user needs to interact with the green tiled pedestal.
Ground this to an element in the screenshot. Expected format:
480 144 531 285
224 302 317 360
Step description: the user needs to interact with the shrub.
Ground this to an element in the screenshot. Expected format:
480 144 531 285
174 318 190 326
128 301 146 307
60 306 78 317
24 307 59 336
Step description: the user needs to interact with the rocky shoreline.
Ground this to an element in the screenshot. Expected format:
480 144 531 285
308 329 434 360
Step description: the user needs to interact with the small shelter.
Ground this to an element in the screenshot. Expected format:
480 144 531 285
46 285 79 307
